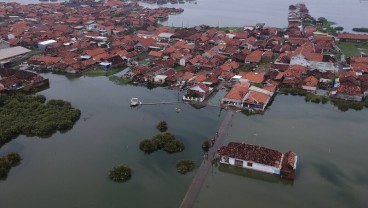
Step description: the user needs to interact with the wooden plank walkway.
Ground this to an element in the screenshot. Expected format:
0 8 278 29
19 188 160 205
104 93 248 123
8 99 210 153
179 109 235 208
140 101 181 105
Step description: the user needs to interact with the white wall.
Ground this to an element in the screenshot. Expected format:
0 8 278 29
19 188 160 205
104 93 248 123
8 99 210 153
226 157 280 175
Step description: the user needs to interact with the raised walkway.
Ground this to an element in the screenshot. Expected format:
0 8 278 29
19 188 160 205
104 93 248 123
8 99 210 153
179 109 235 208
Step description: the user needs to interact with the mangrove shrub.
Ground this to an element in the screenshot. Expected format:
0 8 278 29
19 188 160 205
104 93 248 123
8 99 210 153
109 165 131 182
0 94 81 147
0 152 21 180
176 159 195 174
202 140 210 152
139 139 158 154
139 132 185 154
156 120 168 132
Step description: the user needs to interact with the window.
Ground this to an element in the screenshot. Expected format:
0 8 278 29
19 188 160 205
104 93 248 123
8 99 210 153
234 160 243 167
247 162 253 167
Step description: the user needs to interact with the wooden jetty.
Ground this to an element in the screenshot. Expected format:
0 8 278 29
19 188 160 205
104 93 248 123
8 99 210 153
140 101 181 105
179 109 235 208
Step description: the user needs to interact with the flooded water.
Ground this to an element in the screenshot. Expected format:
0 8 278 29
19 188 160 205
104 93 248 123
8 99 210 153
9 0 368 31
141 0 368 32
0 73 224 208
195 95 368 208
1 74 368 207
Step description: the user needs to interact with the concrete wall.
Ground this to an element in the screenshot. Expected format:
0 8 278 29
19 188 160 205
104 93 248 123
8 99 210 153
221 156 281 175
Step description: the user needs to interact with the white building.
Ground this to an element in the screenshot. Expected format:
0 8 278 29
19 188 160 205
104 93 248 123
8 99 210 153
154 75 168 83
38 40 57 51
218 142 298 180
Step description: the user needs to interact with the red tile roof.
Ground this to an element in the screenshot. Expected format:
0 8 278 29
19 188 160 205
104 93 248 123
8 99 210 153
239 72 265 83
148 51 163 58
84 48 106 57
218 142 282 167
303 76 318 87
224 82 250 100
245 91 270 105
337 33 368 41
245 50 263 63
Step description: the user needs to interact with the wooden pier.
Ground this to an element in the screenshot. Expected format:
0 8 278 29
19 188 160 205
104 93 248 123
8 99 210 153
179 109 235 208
140 101 182 105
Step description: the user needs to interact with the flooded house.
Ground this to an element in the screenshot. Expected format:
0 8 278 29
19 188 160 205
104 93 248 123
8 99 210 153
218 142 298 180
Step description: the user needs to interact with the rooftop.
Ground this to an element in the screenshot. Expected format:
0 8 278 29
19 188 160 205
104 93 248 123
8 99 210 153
218 142 283 168
0 46 31 61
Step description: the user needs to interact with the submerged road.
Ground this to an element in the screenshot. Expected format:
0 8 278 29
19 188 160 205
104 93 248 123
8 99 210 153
179 109 235 208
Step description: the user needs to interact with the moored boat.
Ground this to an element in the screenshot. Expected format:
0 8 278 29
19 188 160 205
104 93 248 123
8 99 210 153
130 98 141 107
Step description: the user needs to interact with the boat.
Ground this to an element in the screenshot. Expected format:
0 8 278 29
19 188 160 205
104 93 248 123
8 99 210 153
218 142 298 180
130 98 141 107
175 107 182 113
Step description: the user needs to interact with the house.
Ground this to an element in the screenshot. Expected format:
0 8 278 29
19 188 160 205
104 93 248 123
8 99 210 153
154 74 167 83
333 76 363 101
218 142 297 180
0 39 10 49
239 72 265 84
0 46 31 68
183 83 213 102
148 51 163 59
245 50 263 64
302 76 318 93
243 90 271 111
221 82 250 107
38 40 57 51
337 33 368 43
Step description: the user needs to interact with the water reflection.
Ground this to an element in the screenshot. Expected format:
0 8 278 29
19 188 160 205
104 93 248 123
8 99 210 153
218 164 294 186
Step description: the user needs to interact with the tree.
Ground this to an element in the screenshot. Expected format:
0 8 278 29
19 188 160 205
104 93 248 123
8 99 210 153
334 26 344 31
6 152 21 166
176 160 195 174
164 139 185 153
202 140 210 152
139 139 158 154
152 132 175 149
109 165 131 182
156 120 168 132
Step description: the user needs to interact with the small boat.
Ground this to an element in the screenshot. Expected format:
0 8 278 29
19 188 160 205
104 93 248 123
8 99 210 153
130 98 141 107
175 107 182 113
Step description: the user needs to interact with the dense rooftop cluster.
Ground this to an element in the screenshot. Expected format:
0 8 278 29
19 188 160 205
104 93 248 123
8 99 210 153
0 2 367 110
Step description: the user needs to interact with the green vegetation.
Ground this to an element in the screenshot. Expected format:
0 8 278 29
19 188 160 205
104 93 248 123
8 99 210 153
156 120 168 132
152 132 175 149
139 139 158 154
173 65 185 71
217 27 243 32
337 42 368 57
236 65 252 73
108 165 131 182
305 94 329 104
315 17 337 35
139 132 185 154
278 88 307 96
352 27 368 33
364 98 368 108
163 139 185 153
109 76 132 85
0 152 21 180
330 98 364 111
176 159 195 174
0 94 81 147
83 67 126 77
251 83 263 88
334 26 344 31
201 140 210 152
